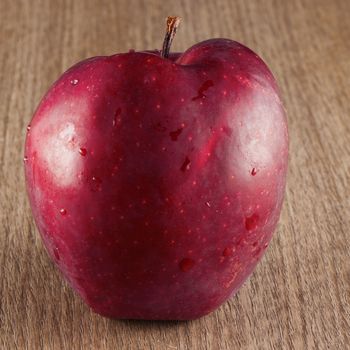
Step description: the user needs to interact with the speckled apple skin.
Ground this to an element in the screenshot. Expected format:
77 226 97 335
24 39 288 320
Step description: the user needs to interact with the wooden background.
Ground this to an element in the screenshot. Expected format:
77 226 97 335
1 0 349 349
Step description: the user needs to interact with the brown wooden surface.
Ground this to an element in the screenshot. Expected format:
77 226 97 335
1 0 350 349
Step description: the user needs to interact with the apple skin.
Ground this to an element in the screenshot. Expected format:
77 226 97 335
24 39 288 320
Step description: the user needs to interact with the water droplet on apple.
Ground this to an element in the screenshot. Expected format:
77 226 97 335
91 176 102 192
222 247 232 257
27 125 31 131
205 201 211 208
245 213 259 231
251 168 257 176
180 156 191 172
179 258 195 272
53 247 60 261
70 79 79 85
79 147 87 156
60 208 67 216
169 128 183 141
192 80 214 101
23 156 28 162
113 108 122 127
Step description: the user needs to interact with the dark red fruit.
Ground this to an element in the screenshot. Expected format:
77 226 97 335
24 19 288 320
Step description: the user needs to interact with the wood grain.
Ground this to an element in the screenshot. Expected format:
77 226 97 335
0 0 349 349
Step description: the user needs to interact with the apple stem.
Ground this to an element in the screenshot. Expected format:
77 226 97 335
161 16 181 58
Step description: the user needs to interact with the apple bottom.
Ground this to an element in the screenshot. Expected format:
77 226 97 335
54 248 266 320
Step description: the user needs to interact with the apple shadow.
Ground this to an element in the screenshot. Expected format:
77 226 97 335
114 318 186 329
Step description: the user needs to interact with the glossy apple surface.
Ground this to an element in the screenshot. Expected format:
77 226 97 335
24 39 288 320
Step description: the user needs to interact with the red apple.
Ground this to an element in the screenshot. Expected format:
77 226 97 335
24 17 288 320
